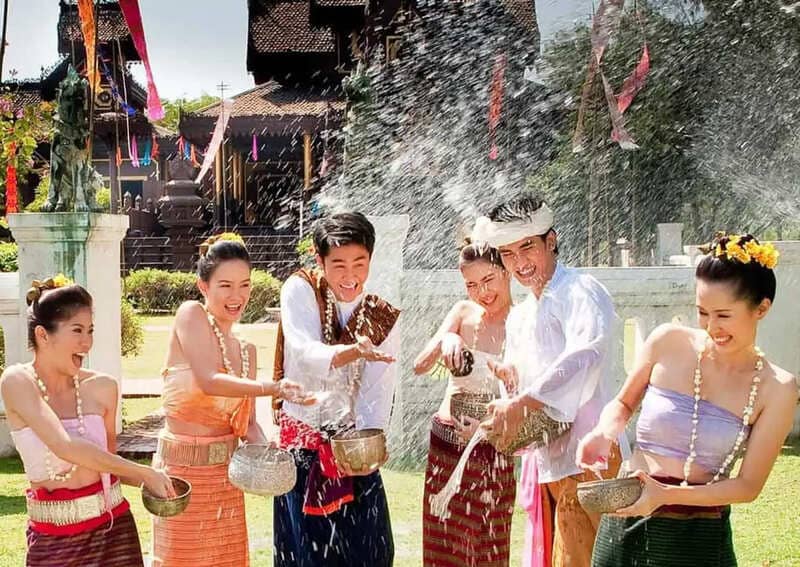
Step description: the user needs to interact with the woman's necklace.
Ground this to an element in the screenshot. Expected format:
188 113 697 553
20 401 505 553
682 343 763 486
31 365 85 482
204 307 250 378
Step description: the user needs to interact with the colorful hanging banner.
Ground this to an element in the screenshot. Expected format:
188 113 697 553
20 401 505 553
130 135 140 167
487 54 507 161
116 145 123 166
195 100 234 184
251 133 258 161
77 0 101 91
190 144 200 167
151 133 159 159
119 0 164 120
98 56 136 116
572 0 645 152
616 43 650 115
141 137 152 166
183 140 191 161
177 136 185 159
5 142 18 214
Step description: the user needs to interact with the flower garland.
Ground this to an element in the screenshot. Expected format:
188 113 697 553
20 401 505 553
30 365 84 482
324 288 367 399
204 307 249 378
682 343 763 486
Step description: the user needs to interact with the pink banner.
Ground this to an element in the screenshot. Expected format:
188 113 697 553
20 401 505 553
195 100 234 184
119 0 164 120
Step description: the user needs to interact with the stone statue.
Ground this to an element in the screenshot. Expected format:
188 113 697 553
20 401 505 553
42 66 102 212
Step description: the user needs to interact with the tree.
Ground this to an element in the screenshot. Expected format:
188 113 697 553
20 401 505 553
0 93 54 213
155 93 220 131
527 0 800 264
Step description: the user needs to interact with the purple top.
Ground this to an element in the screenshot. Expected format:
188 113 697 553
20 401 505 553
636 385 750 474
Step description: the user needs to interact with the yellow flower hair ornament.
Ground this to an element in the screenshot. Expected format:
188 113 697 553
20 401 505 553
705 233 779 270
26 273 73 305
199 232 246 257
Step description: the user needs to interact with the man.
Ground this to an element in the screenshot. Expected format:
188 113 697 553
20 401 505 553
474 194 628 567
273 212 400 567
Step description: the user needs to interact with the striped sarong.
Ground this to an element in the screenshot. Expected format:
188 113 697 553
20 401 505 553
26 507 143 566
423 416 516 566
592 504 737 567
151 433 248 567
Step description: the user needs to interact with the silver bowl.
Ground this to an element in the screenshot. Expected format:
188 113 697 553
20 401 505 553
450 392 496 424
227 444 296 497
331 429 387 472
142 476 192 517
492 409 572 455
577 477 643 514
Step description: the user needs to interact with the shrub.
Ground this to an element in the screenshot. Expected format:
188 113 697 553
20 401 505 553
96 188 111 212
25 174 49 213
124 269 200 313
124 268 282 323
244 269 282 323
120 297 144 357
0 241 18 272
296 234 316 268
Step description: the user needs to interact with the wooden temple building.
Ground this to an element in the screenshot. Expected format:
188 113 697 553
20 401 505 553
2 0 177 219
2 0 540 275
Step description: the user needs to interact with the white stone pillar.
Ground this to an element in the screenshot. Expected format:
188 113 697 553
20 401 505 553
8 213 129 433
656 223 684 266
0 272 22 456
366 215 410 452
366 215 410 306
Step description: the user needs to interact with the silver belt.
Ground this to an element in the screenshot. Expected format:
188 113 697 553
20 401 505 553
27 481 125 526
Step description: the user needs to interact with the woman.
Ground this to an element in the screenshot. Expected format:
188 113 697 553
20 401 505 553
414 242 516 566
577 233 798 566
152 234 313 567
1 276 174 566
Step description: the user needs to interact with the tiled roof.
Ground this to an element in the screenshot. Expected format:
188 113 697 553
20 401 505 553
58 1 130 45
248 0 336 54
195 81 345 118
313 0 366 7
499 0 539 35
1 84 45 112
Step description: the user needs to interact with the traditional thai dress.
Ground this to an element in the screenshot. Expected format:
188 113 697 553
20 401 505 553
422 349 516 566
507 264 629 567
272 268 400 567
11 410 143 567
591 385 744 567
151 358 253 566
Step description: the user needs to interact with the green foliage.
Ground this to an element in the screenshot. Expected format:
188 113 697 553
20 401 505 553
245 270 283 323
0 94 54 211
96 187 111 212
124 269 200 313
0 241 18 272
124 268 282 323
24 173 49 212
120 297 144 358
523 2 800 265
154 93 220 131
296 235 315 268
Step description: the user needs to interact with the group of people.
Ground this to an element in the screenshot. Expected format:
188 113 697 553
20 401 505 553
1 193 797 567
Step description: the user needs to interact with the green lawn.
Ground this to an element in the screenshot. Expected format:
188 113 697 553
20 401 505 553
1 434 798 565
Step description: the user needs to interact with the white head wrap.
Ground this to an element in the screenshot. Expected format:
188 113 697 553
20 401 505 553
470 203 554 248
